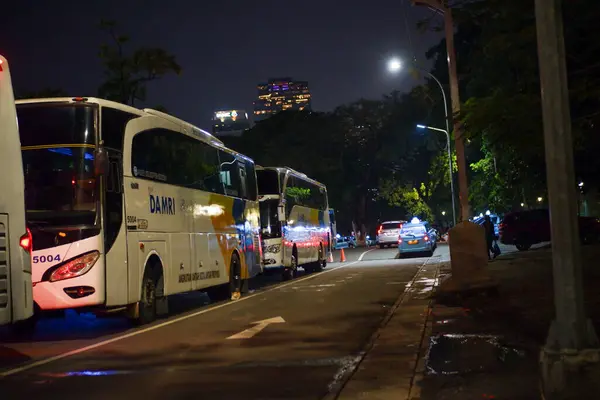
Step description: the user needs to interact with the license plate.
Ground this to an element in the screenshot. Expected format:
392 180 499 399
408 240 418 245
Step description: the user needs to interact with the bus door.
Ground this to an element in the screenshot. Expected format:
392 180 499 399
0 55 33 325
237 161 259 277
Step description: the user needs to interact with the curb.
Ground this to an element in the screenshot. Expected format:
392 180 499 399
407 260 444 400
324 258 433 400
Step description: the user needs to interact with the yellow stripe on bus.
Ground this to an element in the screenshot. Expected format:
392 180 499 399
21 144 96 150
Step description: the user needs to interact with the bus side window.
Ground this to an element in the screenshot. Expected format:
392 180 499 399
244 160 258 201
238 163 247 199
218 150 241 198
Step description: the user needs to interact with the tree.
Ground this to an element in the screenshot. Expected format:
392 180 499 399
420 0 600 212
98 20 182 106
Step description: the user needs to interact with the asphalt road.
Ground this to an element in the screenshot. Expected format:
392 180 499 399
0 245 449 400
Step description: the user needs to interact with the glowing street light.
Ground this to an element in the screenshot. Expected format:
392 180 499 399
538 197 543 202
387 58 402 73
578 181 584 188
442 211 446 216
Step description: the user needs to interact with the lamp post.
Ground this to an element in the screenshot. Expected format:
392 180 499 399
410 0 470 221
416 124 456 226
387 59 456 226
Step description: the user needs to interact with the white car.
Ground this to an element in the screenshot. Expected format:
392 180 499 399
376 220 406 248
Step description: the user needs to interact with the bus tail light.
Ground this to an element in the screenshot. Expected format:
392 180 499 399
49 251 100 282
20 229 32 253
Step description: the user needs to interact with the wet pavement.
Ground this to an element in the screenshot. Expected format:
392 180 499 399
417 244 555 400
0 245 444 399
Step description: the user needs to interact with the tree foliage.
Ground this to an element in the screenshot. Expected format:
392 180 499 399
97 20 182 106
224 85 455 233
421 0 600 213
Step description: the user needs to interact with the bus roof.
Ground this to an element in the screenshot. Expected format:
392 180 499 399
15 97 224 143
258 166 325 188
13 97 260 162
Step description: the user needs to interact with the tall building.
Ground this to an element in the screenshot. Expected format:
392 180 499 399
253 77 311 120
212 109 250 137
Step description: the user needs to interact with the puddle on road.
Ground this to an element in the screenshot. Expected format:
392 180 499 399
425 334 526 375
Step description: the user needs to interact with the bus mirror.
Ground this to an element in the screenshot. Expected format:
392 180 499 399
94 146 109 176
278 204 286 221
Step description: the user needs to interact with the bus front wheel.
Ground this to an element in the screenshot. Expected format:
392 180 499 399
135 263 162 325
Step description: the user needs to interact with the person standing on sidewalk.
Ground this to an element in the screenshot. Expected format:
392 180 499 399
482 215 495 260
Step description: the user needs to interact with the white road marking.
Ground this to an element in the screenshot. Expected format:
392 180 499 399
226 316 285 340
0 259 362 378
358 249 375 261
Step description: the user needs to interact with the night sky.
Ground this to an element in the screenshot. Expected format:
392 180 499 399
3 0 442 129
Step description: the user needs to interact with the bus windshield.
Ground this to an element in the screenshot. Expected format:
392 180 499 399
259 199 282 239
257 169 280 195
17 103 98 227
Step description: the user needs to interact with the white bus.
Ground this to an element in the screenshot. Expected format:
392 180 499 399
16 97 262 325
0 55 34 326
256 166 330 280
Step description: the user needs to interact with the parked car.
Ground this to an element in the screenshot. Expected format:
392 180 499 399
334 236 357 249
398 219 438 257
376 220 406 248
499 209 600 251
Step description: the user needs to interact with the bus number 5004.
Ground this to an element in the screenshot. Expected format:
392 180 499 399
33 255 61 264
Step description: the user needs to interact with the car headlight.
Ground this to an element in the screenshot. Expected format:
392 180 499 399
49 251 100 282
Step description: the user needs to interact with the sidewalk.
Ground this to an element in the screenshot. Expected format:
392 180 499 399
418 243 600 400
333 242 600 400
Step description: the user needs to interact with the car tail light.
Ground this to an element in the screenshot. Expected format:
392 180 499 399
19 229 32 253
398 237 402 244
424 235 429 242
377 225 382 235
49 251 100 282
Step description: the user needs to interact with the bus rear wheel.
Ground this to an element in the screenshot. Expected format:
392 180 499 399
282 250 297 281
313 244 325 273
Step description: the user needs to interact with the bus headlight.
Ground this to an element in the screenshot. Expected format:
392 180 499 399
49 251 100 282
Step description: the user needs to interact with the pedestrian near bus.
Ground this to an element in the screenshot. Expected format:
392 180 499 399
482 215 495 260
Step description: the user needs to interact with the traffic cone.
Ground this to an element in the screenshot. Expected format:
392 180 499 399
339 248 346 262
328 252 334 263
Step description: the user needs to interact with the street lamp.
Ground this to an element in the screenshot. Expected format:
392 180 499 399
442 211 446 216
387 58 456 226
389 60 451 144
538 196 543 203
387 58 402 73
416 124 456 226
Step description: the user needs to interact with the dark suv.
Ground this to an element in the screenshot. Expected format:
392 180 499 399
499 209 600 251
